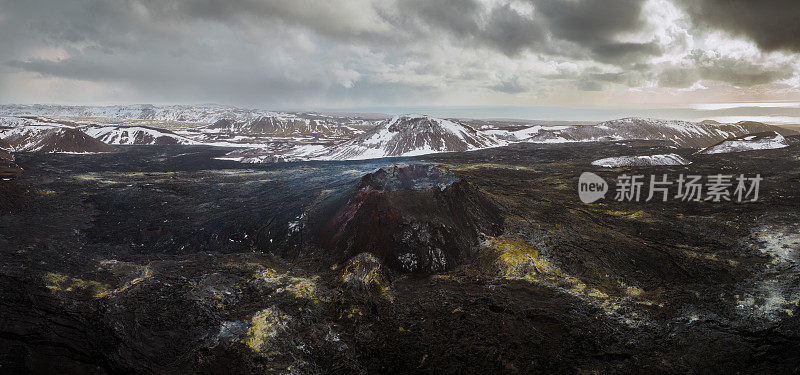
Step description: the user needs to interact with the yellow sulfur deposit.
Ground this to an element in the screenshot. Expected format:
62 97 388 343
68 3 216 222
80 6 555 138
243 308 289 353
492 237 555 278
44 273 112 298
487 236 654 325
340 252 391 295
256 268 327 303
44 265 153 299
605 210 648 219
283 279 317 299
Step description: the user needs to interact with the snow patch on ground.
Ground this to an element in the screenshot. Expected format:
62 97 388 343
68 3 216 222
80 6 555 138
700 132 789 154
591 153 691 168
735 223 800 321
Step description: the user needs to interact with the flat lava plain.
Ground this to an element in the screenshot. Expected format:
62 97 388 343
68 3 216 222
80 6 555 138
1 139 800 373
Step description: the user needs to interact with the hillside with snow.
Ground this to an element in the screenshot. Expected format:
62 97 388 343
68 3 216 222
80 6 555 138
1 105 797 162
220 116 798 163
0 121 116 153
316 115 504 160
0 104 272 125
0 106 377 149
220 115 506 163
201 114 367 137
521 118 787 148
0 105 380 135
80 125 195 145
312 115 505 160
699 131 790 154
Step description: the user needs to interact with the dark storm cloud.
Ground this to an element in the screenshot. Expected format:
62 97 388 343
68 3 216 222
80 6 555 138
6 54 336 106
478 4 549 56
1 0 658 105
679 0 800 52
576 79 603 92
535 0 654 61
656 51 796 88
589 72 628 84
394 0 483 37
392 0 549 56
540 68 649 92
490 75 526 94
691 52 795 87
658 67 698 88
536 0 646 44
590 42 662 64
0 0 798 105
5 0 649 59
394 0 652 60
573 70 650 92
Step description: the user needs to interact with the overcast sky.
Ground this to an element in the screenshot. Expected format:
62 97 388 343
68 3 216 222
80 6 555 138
1 0 799 112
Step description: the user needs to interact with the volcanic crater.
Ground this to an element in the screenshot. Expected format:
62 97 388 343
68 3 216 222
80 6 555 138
310 164 504 275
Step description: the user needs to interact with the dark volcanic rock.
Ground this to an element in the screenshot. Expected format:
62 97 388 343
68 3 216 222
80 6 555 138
0 160 22 180
0 140 19 180
0 180 25 211
3 143 800 373
0 149 11 161
311 164 503 274
0 138 12 160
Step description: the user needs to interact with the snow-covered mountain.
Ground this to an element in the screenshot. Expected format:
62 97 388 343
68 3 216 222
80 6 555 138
0 122 116 153
223 116 795 163
591 153 691 168
80 125 195 145
2 105 797 162
699 131 790 154
0 105 378 149
220 114 505 163
200 114 366 137
310 115 505 160
520 118 786 148
0 104 271 124
0 105 380 137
